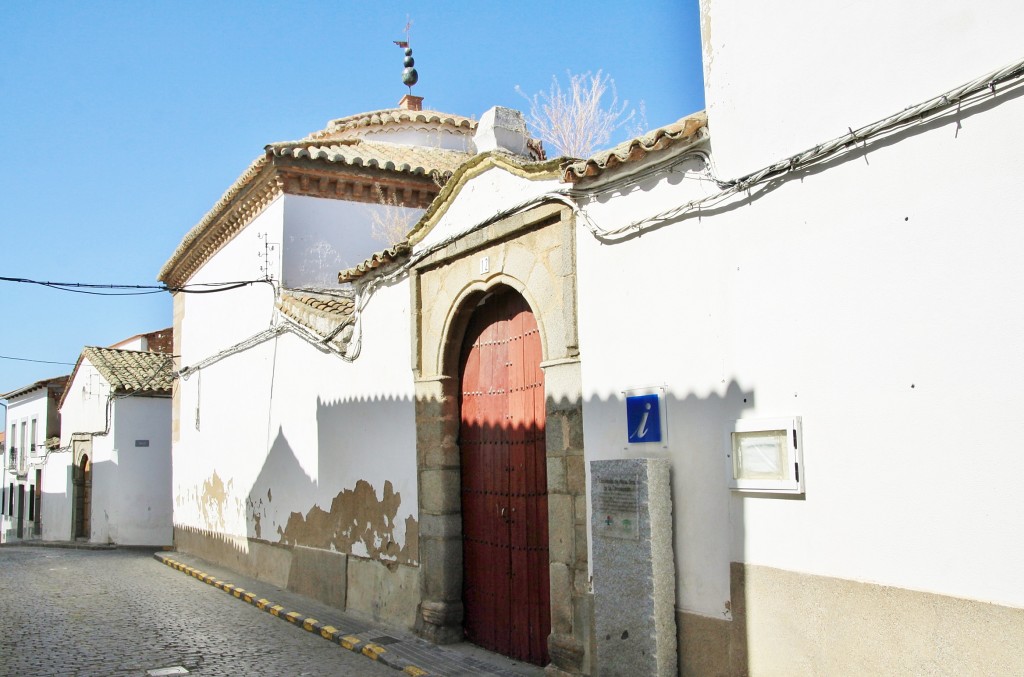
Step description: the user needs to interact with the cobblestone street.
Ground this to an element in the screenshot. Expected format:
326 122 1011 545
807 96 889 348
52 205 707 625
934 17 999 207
0 546 397 677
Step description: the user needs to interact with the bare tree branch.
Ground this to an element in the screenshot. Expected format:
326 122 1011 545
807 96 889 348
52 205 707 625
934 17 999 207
369 184 412 245
516 70 646 158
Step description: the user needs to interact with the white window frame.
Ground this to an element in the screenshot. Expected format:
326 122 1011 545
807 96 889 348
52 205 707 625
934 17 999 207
726 416 804 494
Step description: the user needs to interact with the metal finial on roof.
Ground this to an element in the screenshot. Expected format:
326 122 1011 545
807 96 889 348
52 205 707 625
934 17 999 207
393 19 418 93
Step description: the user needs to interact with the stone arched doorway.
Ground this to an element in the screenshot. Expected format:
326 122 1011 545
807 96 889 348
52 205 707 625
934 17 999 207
411 202 590 675
459 286 550 664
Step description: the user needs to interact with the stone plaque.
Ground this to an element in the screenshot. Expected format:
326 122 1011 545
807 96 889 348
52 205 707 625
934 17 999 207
596 474 640 539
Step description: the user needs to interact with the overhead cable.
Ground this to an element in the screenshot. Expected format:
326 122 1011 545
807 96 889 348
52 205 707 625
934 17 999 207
571 55 1024 239
0 276 273 296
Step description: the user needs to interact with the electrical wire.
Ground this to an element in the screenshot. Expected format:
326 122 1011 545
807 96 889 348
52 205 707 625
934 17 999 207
571 55 1024 240
0 276 273 296
173 56 1024 373
0 355 77 366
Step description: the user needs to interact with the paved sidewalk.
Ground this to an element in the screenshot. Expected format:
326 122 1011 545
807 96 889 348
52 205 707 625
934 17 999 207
154 551 545 677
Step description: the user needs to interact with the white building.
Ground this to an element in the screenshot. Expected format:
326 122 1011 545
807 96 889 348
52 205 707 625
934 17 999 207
159 96 545 629
50 337 174 546
159 3 1024 673
1 375 67 543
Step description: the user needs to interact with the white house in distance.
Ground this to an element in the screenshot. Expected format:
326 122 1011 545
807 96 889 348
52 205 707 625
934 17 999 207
46 329 174 546
1 375 67 543
158 3 1024 675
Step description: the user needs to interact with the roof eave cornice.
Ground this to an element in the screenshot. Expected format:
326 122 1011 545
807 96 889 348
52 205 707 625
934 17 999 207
160 152 452 289
159 153 280 287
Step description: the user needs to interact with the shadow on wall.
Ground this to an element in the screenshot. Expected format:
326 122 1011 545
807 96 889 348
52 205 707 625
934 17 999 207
181 372 756 672
238 394 419 565
577 380 753 677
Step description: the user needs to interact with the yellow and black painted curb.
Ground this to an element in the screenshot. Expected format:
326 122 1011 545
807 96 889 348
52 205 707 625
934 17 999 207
154 554 432 677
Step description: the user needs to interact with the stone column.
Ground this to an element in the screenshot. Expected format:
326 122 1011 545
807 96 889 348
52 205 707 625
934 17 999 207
414 375 464 644
543 359 589 676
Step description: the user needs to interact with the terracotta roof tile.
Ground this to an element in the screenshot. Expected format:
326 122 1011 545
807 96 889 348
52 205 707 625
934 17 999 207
337 243 411 283
266 139 470 177
81 347 174 394
313 108 477 140
278 291 356 348
562 112 708 182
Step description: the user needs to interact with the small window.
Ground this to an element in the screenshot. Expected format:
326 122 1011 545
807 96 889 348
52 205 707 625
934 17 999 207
727 417 804 494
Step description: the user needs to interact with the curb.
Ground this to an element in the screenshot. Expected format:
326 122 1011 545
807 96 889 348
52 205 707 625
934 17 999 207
154 553 433 676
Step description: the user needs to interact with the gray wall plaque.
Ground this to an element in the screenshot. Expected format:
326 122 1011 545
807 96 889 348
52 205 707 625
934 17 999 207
595 474 640 539
590 458 677 677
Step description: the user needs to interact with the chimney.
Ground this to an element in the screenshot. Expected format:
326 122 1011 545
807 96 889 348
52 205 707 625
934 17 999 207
473 106 529 156
399 94 423 111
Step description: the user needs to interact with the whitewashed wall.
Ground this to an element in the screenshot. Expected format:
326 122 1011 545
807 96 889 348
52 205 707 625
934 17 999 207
112 335 146 351
60 358 112 448
39 450 73 541
6 389 48 468
412 167 562 254
88 396 172 545
700 0 1023 177
174 196 419 558
359 126 473 152
283 194 421 288
1 377 70 543
576 68 1024 621
183 198 285 360
2 389 49 541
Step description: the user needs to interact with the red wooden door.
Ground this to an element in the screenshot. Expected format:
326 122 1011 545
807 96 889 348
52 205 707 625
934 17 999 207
460 288 550 665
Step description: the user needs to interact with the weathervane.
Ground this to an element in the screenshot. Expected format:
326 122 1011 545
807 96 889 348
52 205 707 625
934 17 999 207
394 18 418 93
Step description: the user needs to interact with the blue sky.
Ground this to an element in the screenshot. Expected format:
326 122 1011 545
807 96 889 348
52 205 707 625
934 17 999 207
0 1 704 396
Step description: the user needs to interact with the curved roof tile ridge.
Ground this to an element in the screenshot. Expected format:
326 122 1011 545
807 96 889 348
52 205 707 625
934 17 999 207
313 108 477 140
562 111 708 182
79 346 174 393
265 138 471 176
337 242 411 283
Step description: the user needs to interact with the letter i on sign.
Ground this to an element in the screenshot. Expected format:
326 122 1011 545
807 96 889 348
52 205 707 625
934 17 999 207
626 393 662 444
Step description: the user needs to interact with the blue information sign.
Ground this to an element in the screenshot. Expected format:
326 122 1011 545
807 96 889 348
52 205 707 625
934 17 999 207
626 393 662 444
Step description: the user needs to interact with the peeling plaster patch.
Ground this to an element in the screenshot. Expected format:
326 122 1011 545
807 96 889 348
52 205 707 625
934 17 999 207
278 480 419 566
699 0 714 88
199 471 233 531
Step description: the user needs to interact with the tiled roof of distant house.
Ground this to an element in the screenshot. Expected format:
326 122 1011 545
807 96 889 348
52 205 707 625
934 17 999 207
79 347 174 394
1 375 70 401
